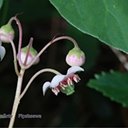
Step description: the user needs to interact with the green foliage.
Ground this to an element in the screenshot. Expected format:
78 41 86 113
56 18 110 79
88 71 128 107
49 0 128 53
0 0 4 19
0 0 3 9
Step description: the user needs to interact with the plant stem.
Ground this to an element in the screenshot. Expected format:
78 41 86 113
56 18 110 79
9 39 20 76
8 69 25 128
0 34 20 75
23 37 33 65
9 16 23 55
20 68 61 100
25 36 79 69
9 16 24 68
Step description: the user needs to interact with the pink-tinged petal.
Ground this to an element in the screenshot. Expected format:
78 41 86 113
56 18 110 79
66 55 85 66
0 45 6 61
67 66 84 75
73 75 81 83
67 78 73 85
42 82 51 95
52 88 60 96
51 74 65 88
66 47 85 66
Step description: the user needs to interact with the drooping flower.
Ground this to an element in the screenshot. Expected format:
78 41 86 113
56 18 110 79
0 23 14 43
0 42 6 61
20 45 39 65
66 47 85 66
42 66 84 96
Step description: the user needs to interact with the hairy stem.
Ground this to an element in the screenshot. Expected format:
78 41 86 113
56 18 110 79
20 68 61 99
8 69 25 128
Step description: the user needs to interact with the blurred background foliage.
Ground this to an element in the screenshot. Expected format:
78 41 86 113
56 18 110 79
0 0 126 127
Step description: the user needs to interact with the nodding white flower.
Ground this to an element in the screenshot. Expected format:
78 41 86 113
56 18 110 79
0 42 6 61
42 66 84 96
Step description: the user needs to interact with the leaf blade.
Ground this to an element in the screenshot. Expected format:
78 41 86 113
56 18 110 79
88 71 128 107
0 0 3 9
49 0 128 52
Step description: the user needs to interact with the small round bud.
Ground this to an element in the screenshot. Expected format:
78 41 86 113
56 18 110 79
21 46 39 65
66 47 85 66
0 23 14 43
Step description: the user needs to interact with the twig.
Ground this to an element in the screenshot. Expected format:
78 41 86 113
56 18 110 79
9 39 20 76
20 68 61 100
25 36 79 69
8 69 25 128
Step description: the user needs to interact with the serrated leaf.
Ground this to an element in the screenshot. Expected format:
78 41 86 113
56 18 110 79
49 0 128 53
87 71 128 107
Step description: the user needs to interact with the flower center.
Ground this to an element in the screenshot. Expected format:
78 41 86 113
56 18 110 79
51 74 81 95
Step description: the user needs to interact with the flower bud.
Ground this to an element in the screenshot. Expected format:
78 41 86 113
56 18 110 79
0 23 14 43
66 47 85 66
21 46 39 65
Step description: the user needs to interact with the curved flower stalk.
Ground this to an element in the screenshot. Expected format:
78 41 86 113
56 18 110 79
0 16 85 128
20 38 39 66
43 66 84 96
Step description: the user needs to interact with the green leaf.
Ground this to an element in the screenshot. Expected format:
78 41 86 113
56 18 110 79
0 0 3 9
87 71 128 107
49 0 128 53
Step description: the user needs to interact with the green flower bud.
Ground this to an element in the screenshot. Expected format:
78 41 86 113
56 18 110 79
66 47 85 66
0 23 14 43
21 46 39 65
